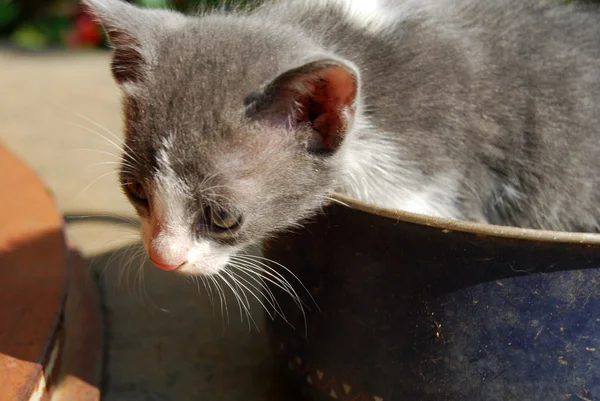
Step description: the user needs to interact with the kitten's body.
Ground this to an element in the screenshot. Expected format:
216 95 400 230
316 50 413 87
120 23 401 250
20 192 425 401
254 0 600 230
86 0 600 275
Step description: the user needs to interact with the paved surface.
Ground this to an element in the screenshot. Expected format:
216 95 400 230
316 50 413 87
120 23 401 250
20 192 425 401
0 50 275 401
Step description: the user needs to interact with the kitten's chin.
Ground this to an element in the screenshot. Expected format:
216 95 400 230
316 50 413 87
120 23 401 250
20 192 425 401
172 256 231 277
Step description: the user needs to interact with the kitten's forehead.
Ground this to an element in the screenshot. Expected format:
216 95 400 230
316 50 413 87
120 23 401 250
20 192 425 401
140 16 317 114
151 22 275 99
151 128 256 202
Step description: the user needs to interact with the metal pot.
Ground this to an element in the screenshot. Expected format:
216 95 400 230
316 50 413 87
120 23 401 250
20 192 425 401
263 194 600 401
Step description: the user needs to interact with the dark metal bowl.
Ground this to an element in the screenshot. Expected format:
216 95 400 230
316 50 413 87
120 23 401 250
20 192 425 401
263 194 600 401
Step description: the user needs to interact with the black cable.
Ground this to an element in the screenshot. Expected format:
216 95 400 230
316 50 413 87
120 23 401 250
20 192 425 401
63 212 141 228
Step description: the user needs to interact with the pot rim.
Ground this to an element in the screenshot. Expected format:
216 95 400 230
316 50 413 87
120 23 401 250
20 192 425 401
331 193 600 245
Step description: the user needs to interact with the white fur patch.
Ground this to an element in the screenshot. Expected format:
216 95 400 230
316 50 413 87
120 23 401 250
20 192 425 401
322 0 415 34
337 116 463 219
331 0 396 33
396 173 463 218
154 135 190 233
502 184 523 203
338 0 381 16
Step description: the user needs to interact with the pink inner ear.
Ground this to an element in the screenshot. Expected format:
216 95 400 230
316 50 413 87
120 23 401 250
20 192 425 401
295 65 358 152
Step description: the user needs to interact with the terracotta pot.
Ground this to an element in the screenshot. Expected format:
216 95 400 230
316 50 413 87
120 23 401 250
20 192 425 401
263 195 600 401
0 146 102 401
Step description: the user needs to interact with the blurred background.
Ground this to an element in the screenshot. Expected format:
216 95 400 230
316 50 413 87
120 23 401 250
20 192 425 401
0 1 275 400
0 0 238 51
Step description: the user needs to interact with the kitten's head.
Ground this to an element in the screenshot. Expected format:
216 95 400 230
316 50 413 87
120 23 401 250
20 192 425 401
85 0 360 275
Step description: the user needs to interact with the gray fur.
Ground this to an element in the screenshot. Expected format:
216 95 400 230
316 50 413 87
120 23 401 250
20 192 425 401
86 0 600 250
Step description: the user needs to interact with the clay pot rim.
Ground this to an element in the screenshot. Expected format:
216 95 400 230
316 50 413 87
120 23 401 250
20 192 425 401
331 193 600 245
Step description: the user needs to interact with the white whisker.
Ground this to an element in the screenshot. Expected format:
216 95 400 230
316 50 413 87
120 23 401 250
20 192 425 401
70 148 123 160
230 257 307 333
86 160 137 171
209 274 229 332
227 263 293 326
230 260 300 307
239 254 319 310
74 170 120 200
233 255 310 308
216 270 248 328
219 270 259 332
71 112 140 164
69 122 129 158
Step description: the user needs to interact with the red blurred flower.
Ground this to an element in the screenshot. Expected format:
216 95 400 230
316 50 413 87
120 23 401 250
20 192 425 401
66 10 103 47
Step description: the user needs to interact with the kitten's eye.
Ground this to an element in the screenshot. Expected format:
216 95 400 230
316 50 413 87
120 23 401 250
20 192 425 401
210 208 242 232
124 179 148 204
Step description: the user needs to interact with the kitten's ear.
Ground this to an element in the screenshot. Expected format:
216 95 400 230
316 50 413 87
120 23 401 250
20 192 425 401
83 0 185 86
245 59 359 155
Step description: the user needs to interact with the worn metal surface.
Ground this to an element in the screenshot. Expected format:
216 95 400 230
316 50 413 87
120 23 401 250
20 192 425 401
0 145 68 401
264 195 600 401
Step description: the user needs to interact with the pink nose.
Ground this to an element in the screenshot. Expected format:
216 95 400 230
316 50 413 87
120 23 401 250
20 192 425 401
149 249 186 271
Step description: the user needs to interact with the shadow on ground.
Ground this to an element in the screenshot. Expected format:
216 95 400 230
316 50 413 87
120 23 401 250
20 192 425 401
88 243 279 401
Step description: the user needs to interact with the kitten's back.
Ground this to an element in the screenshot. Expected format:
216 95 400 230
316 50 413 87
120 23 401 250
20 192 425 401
255 0 600 231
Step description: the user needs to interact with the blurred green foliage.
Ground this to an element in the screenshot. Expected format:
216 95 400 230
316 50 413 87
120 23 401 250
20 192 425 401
0 0 251 50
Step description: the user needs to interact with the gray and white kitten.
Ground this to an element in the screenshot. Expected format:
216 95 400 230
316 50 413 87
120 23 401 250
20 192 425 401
85 0 600 275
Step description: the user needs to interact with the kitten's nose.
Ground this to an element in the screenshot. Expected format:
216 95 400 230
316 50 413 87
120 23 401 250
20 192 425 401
148 221 189 271
149 248 187 271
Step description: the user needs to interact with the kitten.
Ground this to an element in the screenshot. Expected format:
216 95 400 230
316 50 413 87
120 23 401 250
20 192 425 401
84 0 600 275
